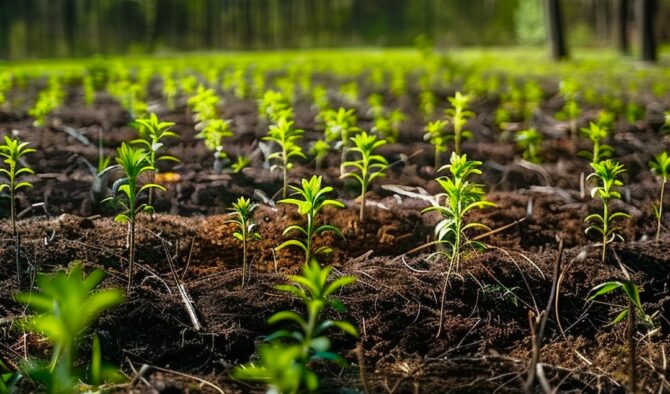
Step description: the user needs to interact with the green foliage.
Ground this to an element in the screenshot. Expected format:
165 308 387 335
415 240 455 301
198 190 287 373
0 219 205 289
650 151 670 241
419 90 436 119
28 77 65 127
341 132 388 222
226 197 261 287
231 155 251 173
423 152 495 272
309 139 331 171
15 263 124 394
444 91 474 155
585 160 630 262
161 68 178 111
323 107 359 169
107 80 147 120
188 86 233 166
339 82 359 104
557 79 581 137
588 280 650 326
515 128 543 163
233 259 358 393
0 359 21 394
277 176 344 263
311 85 330 114
514 0 545 46
580 122 612 165
263 117 306 198
82 75 95 106
133 113 180 169
424 119 450 168
259 90 292 123
0 73 12 107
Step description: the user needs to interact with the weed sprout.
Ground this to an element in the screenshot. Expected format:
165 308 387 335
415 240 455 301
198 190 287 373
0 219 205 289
649 151 670 241
444 91 474 155
226 197 261 287
263 116 305 198
515 128 543 163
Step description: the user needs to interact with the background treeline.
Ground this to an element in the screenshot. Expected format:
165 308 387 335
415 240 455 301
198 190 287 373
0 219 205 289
1 0 670 59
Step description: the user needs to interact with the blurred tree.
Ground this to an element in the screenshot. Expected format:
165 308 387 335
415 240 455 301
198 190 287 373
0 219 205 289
638 0 657 61
515 0 545 46
544 0 568 59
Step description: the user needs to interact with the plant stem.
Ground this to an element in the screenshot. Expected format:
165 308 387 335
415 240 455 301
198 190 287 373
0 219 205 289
656 180 665 241
602 201 609 263
282 150 288 199
128 219 136 294
242 229 247 288
11 181 19 287
359 190 366 224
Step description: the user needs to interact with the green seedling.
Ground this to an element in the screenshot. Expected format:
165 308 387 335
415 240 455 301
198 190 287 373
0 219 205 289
650 151 670 241
445 91 474 155
15 263 124 394
588 279 651 393
339 82 359 104
233 259 358 393
423 152 495 272
515 128 543 163
309 139 330 171
132 113 180 206
259 90 292 123
312 85 330 114
585 160 630 262
323 108 359 170
263 117 306 198
424 120 450 169
226 197 261 287
580 122 612 165
231 155 251 173
82 75 95 106
29 77 64 127
0 136 35 287
278 176 344 264
0 72 11 107
341 132 388 223
558 79 581 137
367 93 385 119
102 143 165 292
161 68 178 111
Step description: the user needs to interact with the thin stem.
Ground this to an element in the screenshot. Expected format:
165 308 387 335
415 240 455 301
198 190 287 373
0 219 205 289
602 201 609 263
242 225 247 288
128 219 136 294
656 180 665 241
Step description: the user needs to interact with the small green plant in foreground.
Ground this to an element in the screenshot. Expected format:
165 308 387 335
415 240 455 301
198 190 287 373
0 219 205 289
444 91 474 155
278 176 344 264
132 113 180 206
649 151 670 241
102 143 165 292
0 136 35 287
585 160 630 262
424 119 449 169
226 197 261 287
341 132 388 223
233 259 358 393
515 128 543 163
263 117 305 199
15 263 124 394
423 152 495 272
580 122 612 165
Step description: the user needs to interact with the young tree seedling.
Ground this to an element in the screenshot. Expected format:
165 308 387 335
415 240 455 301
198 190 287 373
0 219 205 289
226 197 261 287
323 107 359 171
309 139 330 171
132 113 180 207
423 152 495 272
102 143 166 292
263 117 305 199
233 259 358 393
231 155 251 173
580 122 612 165
277 176 344 264
424 120 449 169
515 128 543 163
444 91 474 155
0 136 35 287
341 132 388 223
16 262 124 393
649 151 670 241
585 160 630 262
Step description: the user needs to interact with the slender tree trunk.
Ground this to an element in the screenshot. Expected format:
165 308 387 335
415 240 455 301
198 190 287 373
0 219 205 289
637 0 657 62
617 0 630 54
544 0 569 60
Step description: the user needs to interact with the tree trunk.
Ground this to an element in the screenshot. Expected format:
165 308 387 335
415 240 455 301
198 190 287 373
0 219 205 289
617 0 630 54
638 0 657 62
544 0 568 60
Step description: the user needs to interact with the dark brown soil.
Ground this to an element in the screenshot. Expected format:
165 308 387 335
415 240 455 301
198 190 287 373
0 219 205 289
1 81 669 393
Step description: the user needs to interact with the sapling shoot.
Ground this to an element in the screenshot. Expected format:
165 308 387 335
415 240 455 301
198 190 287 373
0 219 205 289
445 91 474 155
341 132 388 223
132 113 180 207
584 160 630 262
0 136 35 287
263 117 305 199
515 128 543 163
102 143 166 292
310 139 330 171
649 151 670 241
580 122 612 165
323 107 358 170
277 176 344 263
422 152 495 272
226 197 261 287
424 120 449 169
231 155 251 173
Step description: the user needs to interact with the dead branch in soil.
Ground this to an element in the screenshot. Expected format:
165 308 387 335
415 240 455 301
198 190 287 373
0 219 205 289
161 237 202 331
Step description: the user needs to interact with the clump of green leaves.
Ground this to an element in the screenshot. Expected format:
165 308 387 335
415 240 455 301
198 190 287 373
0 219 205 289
424 120 449 169
15 262 125 394
263 117 305 198
0 72 12 107
226 197 261 287
585 160 630 262
103 143 165 291
649 152 670 241
231 155 251 173
309 139 330 171
233 259 358 393
259 90 292 123
29 77 65 127
558 79 581 137
323 107 359 170
515 128 543 163
444 91 474 155
188 86 233 171
278 176 344 264
423 153 495 272
580 122 612 165
341 132 388 223
132 113 180 206
0 136 35 286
